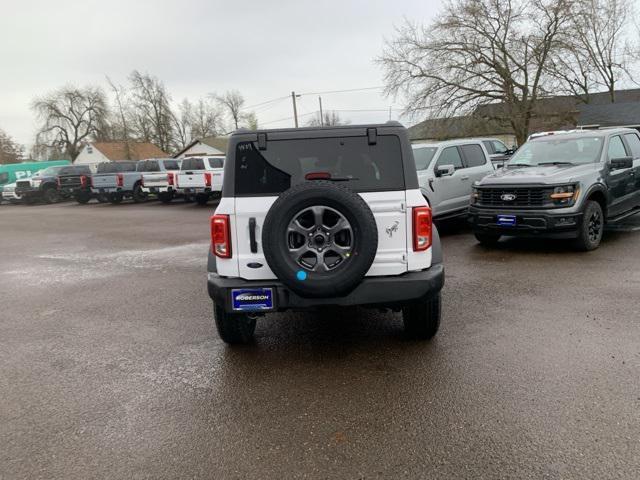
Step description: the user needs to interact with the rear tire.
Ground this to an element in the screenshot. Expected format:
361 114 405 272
132 184 148 203
74 192 91 204
195 193 209 206
109 193 123 204
214 304 256 345
573 200 604 251
158 192 174 204
43 187 60 204
403 293 441 340
474 231 501 246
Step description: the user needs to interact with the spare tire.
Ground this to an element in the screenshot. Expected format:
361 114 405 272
262 181 378 298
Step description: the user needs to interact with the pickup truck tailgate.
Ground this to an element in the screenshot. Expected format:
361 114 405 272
143 172 171 187
91 174 117 189
177 171 206 188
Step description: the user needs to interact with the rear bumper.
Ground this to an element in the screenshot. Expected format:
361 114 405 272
90 187 128 194
178 187 213 194
469 206 583 238
207 264 444 312
141 186 175 193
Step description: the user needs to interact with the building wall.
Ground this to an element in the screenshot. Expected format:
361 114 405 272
176 141 224 158
74 145 110 172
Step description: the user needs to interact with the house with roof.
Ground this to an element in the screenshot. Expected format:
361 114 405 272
174 136 229 158
74 142 168 171
408 89 640 146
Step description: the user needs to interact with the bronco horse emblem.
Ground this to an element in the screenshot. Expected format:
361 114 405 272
386 221 400 237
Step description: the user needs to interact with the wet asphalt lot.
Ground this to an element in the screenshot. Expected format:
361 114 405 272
1 200 639 479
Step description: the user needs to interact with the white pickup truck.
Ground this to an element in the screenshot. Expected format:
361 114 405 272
176 156 224 205
139 158 182 203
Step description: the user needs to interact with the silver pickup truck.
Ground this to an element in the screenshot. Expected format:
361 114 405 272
176 156 224 205
90 161 144 204
139 158 182 203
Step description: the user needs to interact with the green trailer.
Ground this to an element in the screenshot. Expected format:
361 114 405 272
0 160 71 195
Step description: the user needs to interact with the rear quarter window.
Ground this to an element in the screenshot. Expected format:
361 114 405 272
208 157 224 169
233 135 405 196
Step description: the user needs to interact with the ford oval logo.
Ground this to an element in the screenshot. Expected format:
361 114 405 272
501 193 517 201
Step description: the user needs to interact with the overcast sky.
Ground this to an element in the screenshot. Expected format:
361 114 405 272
0 0 442 147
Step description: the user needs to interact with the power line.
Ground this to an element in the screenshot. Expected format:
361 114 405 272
259 111 317 126
244 95 290 110
298 86 384 96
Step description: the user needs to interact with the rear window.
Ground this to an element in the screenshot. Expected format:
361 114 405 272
208 157 224 169
460 144 486 167
234 135 404 196
97 162 136 173
181 158 206 171
137 160 161 172
59 166 90 175
163 160 180 170
624 133 640 156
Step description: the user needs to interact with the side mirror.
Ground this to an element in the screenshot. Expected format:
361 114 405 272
435 164 455 177
610 156 633 170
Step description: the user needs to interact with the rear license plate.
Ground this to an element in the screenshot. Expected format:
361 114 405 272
231 288 274 311
497 215 517 227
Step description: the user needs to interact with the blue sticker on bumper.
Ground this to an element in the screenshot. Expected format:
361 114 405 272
497 215 517 227
231 288 274 311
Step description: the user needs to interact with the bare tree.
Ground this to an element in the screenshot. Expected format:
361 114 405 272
546 37 598 103
213 90 245 130
570 0 635 103
378 0 571 144
128 70 174 152
32 85 109 159
0 128 24 164
173 98 223 149
242 111 259 130
305 111 348 127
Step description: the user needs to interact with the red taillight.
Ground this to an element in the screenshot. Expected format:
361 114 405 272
80 175 87 188
211 214 232 258
305 171 332 180
412 206 432 251
204 172 212 187
116 173 124 187
167 172 174 186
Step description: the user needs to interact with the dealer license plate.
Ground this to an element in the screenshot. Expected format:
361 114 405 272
231 288 274 311
496 215 517 227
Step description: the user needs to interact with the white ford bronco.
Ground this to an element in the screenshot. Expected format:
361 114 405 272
207 123 445 344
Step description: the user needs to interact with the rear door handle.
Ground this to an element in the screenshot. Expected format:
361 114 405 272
460 176 470 180
249 218 258 253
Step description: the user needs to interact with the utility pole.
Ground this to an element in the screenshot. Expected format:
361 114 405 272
291 91 300 127
389 105 392 121
318 96 324 127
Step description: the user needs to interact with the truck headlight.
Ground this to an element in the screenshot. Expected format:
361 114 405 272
550 184 579 205
32 179 41 187
470 187 479 204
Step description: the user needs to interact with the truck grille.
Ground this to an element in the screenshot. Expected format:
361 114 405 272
16 180 31 189
478 187 550 207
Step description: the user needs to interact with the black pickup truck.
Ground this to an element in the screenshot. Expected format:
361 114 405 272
469 128 640 250
16 165 88 204
56 165 94 203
